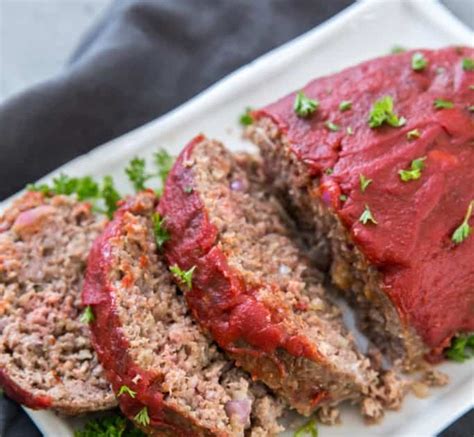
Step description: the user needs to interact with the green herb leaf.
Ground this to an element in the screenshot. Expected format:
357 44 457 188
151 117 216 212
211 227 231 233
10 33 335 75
462 58 474 71
411 52 428 71
407 129 421 140
27 183 52 195
239 107 254 126
294 91 319 118
152 213 170 249
359 204 377 225
398 157 426 182
153 149 174 186
434 98 454 110
73 413 146 437
125 158 151 192
325 121 341 132
80 306 95 324
170 265 196 289
346 126 354 135
294 418 318 437
445 333 474 362
101 176 121 219
117 385 136 399
359 174 372 192
391 45 406 54
368 96 406 128
452 201 473 245
134 407 150 427
339 100 352 112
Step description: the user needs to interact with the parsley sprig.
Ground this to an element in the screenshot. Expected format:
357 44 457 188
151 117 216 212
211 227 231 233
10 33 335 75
294 91 319 118
152 213 170 249
368 96 406 128
398 157 426 182
294 418 318 437
74 413 145 437
452 200 473 245
445 334 474 362
239 107 254 126
170 265 196 289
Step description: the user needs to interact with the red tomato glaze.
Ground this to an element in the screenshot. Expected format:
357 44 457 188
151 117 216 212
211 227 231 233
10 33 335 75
255 47 474 355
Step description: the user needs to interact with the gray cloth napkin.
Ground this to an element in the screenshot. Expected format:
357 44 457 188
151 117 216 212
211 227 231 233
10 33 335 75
0 0 472 436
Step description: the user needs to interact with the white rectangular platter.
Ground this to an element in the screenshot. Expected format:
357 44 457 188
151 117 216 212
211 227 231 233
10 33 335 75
3 0 473 435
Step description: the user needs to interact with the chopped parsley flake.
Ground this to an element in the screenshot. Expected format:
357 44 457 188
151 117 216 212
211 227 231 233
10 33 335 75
134 407 150 427
407 129 421 140
346 126 354 135
452 201 473 245
74 413 145 437
445 333 474 362
339 194 348 202
294 419 318 437
117 385 136 398
411 52 428 71
239 107 254 126
434 98 454 110
325 121 341 132
398 157 426 182
294 91 319 118
80 306 94 324
462 58 474 71
359 174 372 192
359 205 377 225
368 96 406 128
184 186 194 193
152 213 170 249
339 100 352 112
170 265 196 289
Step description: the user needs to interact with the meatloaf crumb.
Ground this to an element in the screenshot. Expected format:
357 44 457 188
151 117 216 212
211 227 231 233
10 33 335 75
83 191 286 436
159 136 378 416
0 192 115 414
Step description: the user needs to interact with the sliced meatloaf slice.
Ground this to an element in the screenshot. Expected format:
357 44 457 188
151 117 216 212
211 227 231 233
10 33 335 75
158 136 377 416
83 191 285 436
247 46 474 367
0 192 116 414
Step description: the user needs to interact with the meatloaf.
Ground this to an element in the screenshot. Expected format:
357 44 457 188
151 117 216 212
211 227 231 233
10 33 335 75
82 191 286 436
158 136 377 416
247 46 474 367
0 192 115 414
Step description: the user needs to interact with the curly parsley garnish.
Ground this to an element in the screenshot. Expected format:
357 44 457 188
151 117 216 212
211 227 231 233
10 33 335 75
407 129 421 140
325 121 341 132
125 158 151 192
74 413 145 437
339 100 352 112
134 407 150 427
294 91 319 118
170 265 196 289
391 45 406 54
452 201 473 245
153 149 173 186
101 176 121 218
294 418 318 437
359 174 372 193
239 107 254 126
398 157 426 182
117 385 136 399
445 334 474 362
368 96 406 128
462 58 474 71
411 52 428 71
359 205 377 225
152 213 170 249
434 98 454 110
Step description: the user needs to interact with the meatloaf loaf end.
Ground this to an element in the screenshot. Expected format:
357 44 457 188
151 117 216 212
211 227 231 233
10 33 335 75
0 192 116 414
158 136 377 416
247 46 474 367
83 191 286 436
